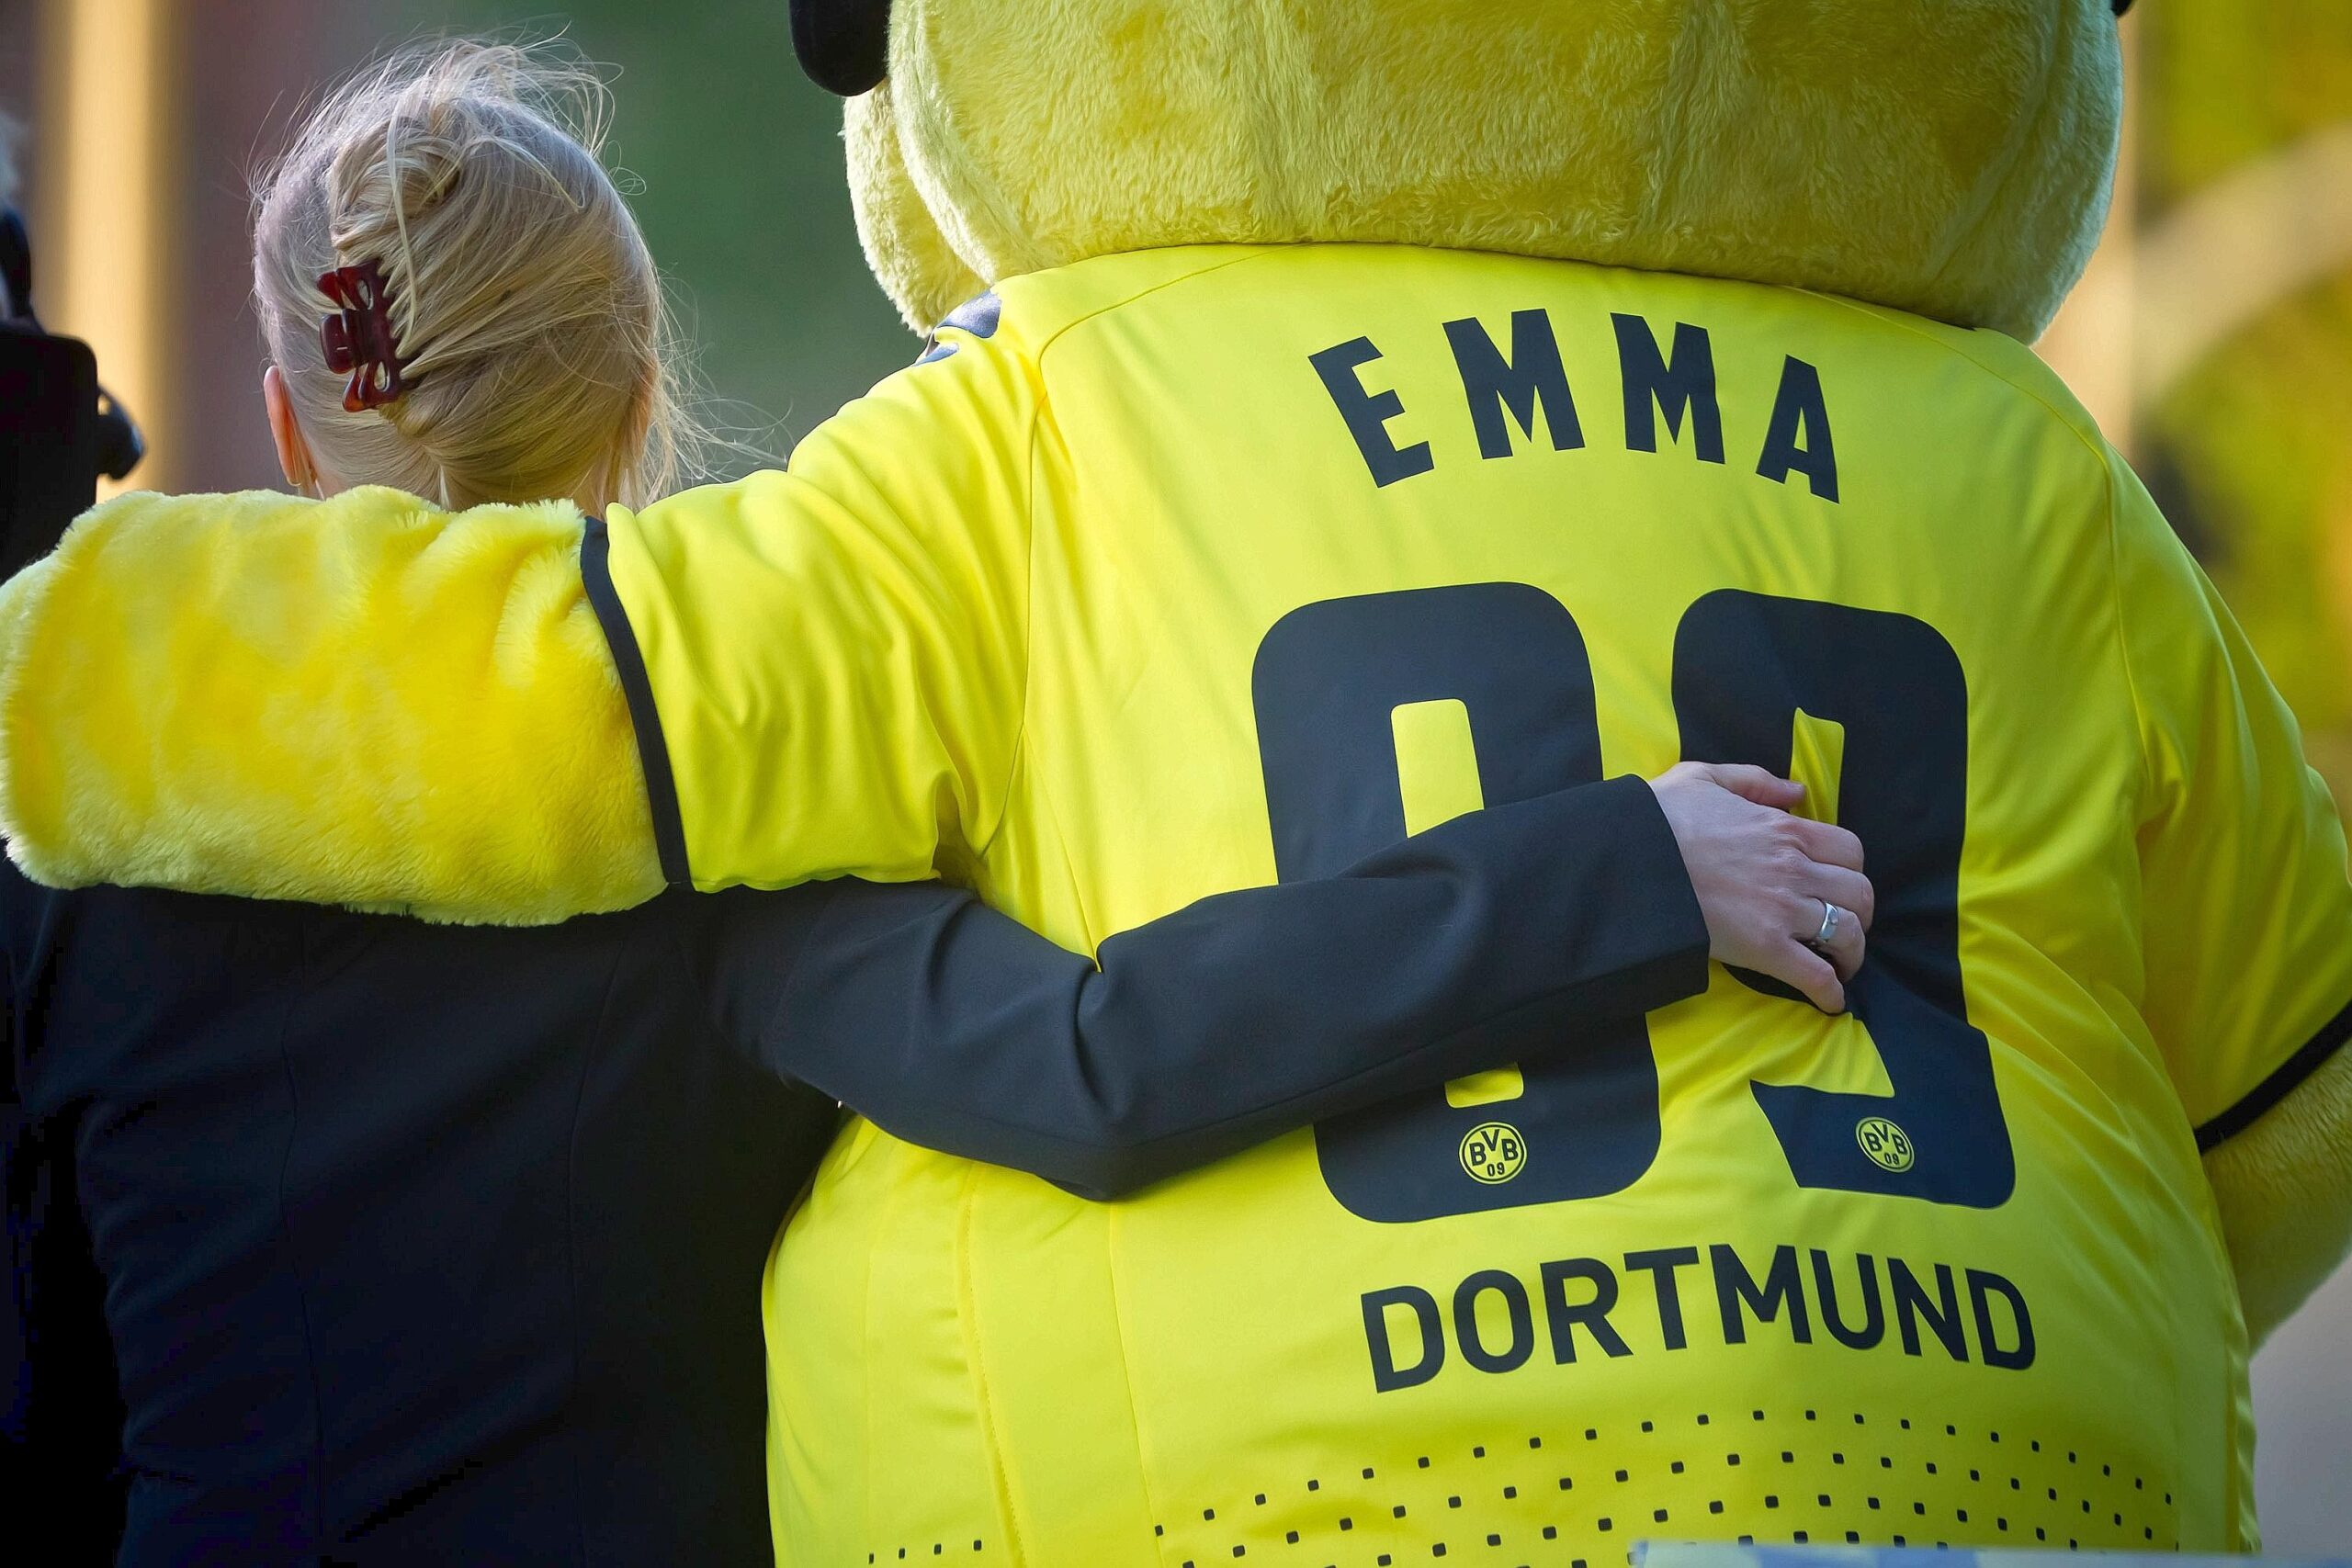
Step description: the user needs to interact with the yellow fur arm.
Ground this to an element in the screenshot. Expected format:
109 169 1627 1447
0 486 662 925
2203 1043 2352 1348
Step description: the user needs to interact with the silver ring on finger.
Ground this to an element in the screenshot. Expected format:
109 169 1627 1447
1809 897 1840 952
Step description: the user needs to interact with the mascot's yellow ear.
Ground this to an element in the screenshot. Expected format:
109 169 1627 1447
845 0 2121 343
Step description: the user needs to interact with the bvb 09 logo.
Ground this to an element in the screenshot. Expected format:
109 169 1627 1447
1459 1122 1526 1184
1855 1115 1916 1172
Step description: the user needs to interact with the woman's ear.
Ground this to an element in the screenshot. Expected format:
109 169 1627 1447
262 365 319 495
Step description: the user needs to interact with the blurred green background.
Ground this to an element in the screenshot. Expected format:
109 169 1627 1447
2133 0 2352 792
384 0 916 451
4 0 2348 1550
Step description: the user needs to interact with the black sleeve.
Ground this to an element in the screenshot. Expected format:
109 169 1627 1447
1 919 24 1460
1 884 130 1557
700 774 1707 1199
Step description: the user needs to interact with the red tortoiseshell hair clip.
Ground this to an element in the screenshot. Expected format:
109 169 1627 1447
318 260 408 412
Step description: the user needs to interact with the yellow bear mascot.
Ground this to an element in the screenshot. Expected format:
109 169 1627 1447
5 0 2351 1560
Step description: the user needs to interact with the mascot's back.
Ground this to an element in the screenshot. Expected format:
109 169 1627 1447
730 1 2350 1562
767 237 2338 1561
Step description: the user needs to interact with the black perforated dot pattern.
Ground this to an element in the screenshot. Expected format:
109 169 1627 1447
865 1542 989 1563
1125 1408 2180 1566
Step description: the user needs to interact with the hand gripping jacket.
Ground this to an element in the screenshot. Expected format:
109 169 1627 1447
2 3 2348 1562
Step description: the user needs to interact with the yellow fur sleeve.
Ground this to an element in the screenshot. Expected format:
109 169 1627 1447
2204 1046 2352 1348
0 486 662 925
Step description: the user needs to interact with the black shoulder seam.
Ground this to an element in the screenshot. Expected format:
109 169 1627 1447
2194 991 2352 1153
580 517 691 889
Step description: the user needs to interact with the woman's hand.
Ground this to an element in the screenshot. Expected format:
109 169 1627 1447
1648 761 1874 1014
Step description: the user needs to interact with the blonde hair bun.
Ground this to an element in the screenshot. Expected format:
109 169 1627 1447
254 39 698 509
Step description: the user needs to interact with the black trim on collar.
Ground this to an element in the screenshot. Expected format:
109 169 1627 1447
791 0 892 96
2194 991 2352 1152
581 517 693 889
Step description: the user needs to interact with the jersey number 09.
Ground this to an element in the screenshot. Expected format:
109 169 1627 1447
1252 583 2014 1224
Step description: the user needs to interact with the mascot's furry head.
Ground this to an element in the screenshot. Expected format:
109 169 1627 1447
792 0 2129 343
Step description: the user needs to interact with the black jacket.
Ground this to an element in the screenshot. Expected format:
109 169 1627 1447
1 777 1703 1566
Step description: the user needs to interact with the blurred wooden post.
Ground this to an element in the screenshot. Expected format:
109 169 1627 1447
35 0 338 496
40 0 173 494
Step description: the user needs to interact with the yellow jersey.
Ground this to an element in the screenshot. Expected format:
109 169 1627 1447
592 244 2352 1565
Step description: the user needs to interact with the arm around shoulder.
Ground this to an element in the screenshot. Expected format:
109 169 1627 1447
0 487 661 923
